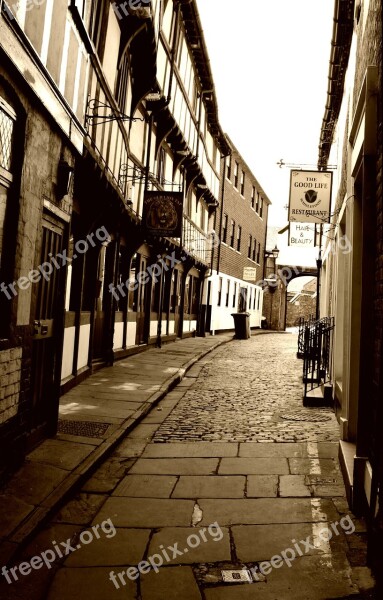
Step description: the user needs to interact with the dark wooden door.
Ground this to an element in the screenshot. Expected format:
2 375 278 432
136 255 149 345
92 246 106 361
174 270 182 337
30 215 65 437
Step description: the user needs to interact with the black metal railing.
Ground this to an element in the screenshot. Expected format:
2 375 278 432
301 316 335 402
297 314 315 358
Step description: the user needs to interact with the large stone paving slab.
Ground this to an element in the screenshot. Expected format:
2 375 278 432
47 567 137 599
113 475 178 498
65 528 150 566
279 475 311 497
232 523 328 561
23 523 81 558
199 498 339 526
148 527 231 564
246 476 278 497
204 553 358 599
129 458 219 475
52 493 107 525
140 566 202 600
289 458 341 476
219 458 289 475
0 495 35 538
27 439 95 470
172 476 246 498
3 463 68 506
239 442 307 458
143 443 239 458
93 498 195 527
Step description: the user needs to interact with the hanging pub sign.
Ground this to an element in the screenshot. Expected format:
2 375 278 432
288 170 332 224
289 223 316 247
143 191 183 237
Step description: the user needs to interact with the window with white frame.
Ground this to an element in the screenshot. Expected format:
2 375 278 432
240 170 245 196
226 155 231 180
234 161 239 188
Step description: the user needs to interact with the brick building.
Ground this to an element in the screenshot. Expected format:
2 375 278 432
207 136 271 333
0 0 87 476
286 278 316 328
316 0 383 580
0 0 229 479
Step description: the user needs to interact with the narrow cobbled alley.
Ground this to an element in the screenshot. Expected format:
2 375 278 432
0 333 376 599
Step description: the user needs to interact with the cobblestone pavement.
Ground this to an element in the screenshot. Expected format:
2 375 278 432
1 333 376 600
153 333 340 443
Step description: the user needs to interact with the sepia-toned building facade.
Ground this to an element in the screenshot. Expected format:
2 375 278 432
0 0 229 478
207 136 270 333
317 0 383 580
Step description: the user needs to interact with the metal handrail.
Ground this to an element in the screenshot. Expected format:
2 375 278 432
302 316 335 399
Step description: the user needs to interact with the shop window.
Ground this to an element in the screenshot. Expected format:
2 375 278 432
151 263 162 312
184 275 191 314
170 270 178 313
191 277 200 314
0 93 17 337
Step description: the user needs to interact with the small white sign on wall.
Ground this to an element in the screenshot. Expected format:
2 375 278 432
243 267 257 281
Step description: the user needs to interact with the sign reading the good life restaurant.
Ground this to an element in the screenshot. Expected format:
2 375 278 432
288 170 332 224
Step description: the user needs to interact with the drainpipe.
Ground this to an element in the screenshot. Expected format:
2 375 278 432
216 154 228 276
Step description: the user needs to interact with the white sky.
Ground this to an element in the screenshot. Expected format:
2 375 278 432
197 0 335 236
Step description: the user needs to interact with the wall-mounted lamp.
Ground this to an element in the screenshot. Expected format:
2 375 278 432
264 277 278 292
145 92 162 102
